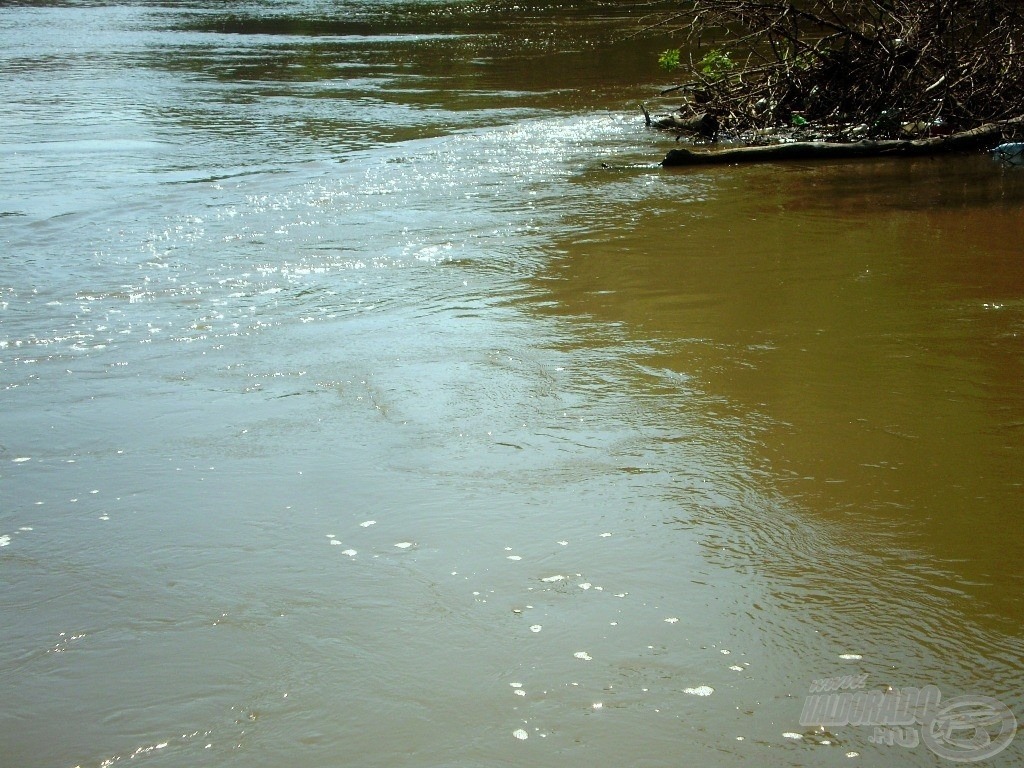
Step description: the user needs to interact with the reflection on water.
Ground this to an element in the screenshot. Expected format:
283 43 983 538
1 2 1022 767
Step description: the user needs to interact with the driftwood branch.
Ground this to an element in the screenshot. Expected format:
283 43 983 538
662 118 1024 166
653 1 1024 137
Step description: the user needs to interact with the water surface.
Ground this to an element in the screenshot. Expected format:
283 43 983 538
2 2 1022 766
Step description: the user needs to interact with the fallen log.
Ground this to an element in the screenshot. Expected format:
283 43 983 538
662 119 1024 167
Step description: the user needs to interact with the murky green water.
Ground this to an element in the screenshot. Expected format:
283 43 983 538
2 3 1022 766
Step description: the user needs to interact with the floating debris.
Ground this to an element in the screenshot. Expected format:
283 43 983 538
574 651 593 661
683 685 714 696
512 729 529 740
993 142 1024 165
782 732 803 740
846 752 860 758
529 625 542 633
592 702 603 709
839 653 862 660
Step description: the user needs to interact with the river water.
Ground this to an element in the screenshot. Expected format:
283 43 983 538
2 2 1022 766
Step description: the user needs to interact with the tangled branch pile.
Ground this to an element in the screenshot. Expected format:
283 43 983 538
660 0 1024 140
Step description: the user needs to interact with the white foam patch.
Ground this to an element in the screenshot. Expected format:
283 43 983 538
574 651 592 661
507 555 522 561
360 520 376 527
330 539 342 545
729 665 744 671
394 542 413 549
782 732 803 740
557 540 568 546
0 535 10 547
12 457 31 463
512 729 528 740
578 582 592 590
530 625 542 633
541 575 564 583
683 685 714 696
510 682 523 688
342 549 357 557
664 617 679 623
839 653 862 660
720 649 730 654
515 689 526 697
599 532 611 537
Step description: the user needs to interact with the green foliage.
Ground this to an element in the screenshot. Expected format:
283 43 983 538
659 47 734 79
658 48 681 72
698 49 733 81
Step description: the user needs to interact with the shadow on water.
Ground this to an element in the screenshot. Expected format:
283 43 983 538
141 0 680 149
525 151 1024 703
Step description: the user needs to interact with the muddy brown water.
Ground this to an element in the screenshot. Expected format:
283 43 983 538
1 3 1022 766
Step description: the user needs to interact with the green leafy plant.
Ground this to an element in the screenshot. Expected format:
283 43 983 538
698 48 734 81
658 48 681 71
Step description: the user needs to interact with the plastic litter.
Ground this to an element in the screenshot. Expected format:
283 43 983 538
992 142 1024 165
